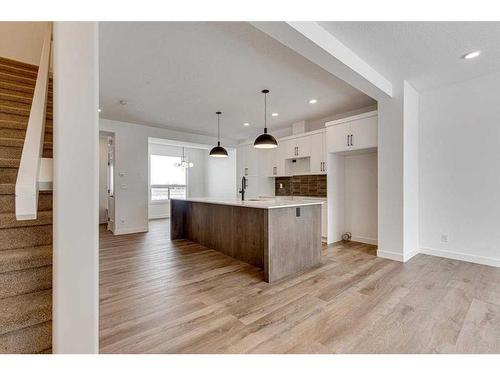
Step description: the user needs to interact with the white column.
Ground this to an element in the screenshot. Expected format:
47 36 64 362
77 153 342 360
52 22 99 354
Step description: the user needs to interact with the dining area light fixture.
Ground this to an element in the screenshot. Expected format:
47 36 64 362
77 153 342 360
175 147 194 169
254 89 278 149
209 111 228 158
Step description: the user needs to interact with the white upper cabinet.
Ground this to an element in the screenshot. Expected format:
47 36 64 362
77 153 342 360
237 144 259 177
281 136 311 159
310 132 326 174
326 111 377 153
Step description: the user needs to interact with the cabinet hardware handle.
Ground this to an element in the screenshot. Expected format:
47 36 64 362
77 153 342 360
351 134 353 146
347 134 349 146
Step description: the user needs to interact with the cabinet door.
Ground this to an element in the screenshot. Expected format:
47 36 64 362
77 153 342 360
245 145 259 176
261 147 277 177
295 135 311 158
279 139 295 159
310 132 325 174
326 123 350 153
276 142 287 176
350 115 377 150
321 203 327 239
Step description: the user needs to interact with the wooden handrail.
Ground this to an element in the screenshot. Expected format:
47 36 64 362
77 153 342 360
15 23 52 220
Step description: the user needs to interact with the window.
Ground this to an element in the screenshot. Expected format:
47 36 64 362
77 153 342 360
150 155 187 201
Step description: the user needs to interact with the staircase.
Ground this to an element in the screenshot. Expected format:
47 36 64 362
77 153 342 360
0 56 53 353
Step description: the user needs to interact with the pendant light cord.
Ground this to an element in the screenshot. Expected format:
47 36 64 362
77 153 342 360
264 91 267 134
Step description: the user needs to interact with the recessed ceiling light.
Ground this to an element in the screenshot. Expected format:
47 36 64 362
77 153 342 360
271 113 279 117
463 50 481 60
98 108 102 113
243 122 250 126
309 99 318 104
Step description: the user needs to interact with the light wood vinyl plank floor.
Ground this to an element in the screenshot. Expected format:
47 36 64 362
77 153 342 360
99 219 500 354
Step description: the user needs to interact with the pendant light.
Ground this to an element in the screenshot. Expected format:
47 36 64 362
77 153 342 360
254 89 278 149
209 111 228 158
175 147 194 169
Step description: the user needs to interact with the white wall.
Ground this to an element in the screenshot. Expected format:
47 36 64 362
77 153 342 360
0 22 50 65
100 118 237 233
344 152 378 244
53 22 99 354
98 136 108 224
206 148 237 199
148 142 207 219
419 71 500 267
376 86 404 260
403 82 419 258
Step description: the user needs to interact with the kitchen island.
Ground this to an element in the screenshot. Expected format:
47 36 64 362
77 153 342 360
170 198 322 282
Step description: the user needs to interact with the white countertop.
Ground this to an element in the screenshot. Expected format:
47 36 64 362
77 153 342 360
172 197 323 209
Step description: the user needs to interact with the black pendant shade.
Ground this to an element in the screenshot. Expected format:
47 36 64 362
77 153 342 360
254 89 278 149
209 111 228 158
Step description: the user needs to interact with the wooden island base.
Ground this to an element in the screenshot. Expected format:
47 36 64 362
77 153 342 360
170 200 322 283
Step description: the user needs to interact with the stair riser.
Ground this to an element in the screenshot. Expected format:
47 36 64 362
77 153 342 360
0 290 51 335
0 146 22 159
42 148 53 158
0 57 38 72
0 105 30 117
0 72 36 86
0 265 51 298
0 212 52 230
0 194 52 214
0 99 32 112
0 245 52 274
0 321 51 354
0 159 20 169
0 168 17 183
0 127 25 139
0 64 38 79
0 225 52 250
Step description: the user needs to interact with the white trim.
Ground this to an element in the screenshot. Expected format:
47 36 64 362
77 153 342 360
351 236 378 246
404 248 420 262
420 247 500 268
377 249 404 262
15 24 52 220
325 110 378 128
238 128 326 147
113 226 149 236
149 213 170 220
377 248 420 263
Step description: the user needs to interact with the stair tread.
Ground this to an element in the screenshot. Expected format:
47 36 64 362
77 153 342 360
0 137 24 147
0 245 52 273
0 157 20 168
0 64 38 79
0 183 14 195
0 289 51 336
0 320 51 353
0 211 52 229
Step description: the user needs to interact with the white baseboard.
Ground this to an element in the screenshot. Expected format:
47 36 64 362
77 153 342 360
420 247 500 268
113 226 149 235
351 236 378 246
377 248 420 263
149 214 170 220
377 249 404 262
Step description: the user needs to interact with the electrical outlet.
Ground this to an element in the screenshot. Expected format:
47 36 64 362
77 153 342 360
441 233 449 243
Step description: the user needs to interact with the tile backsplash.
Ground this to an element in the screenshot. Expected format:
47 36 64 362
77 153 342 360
275 174 327 197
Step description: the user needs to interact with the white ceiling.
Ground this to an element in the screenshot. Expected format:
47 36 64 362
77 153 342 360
320 22 500 92
99 22 375 141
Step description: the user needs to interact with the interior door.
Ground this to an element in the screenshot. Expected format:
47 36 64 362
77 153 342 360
107 137 115 232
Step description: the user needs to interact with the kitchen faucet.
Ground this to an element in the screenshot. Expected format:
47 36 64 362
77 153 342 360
239 176 247 201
